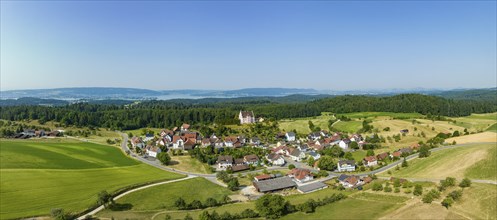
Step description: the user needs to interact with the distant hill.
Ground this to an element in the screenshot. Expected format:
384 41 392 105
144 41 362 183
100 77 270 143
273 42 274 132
1 87 161 100
0 97 69 106
427 88 497 103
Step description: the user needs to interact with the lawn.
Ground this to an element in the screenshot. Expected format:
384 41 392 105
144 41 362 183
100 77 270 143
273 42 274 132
332 120 363 133
381 143 496 180
168 155 213 174
0 139 184 219
282 192 408 220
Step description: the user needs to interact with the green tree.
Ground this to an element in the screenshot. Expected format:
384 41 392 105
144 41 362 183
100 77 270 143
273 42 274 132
349 141 359 150
204 197 218 207
317 155 336 171
372 182 383 191
288 164 296 170
50 208 67 220
401 157 408 167
366 149 375 156
441 197 454 209
175 197 186 209
307 157 315 167
97 190 113 208
422 193 433 203
418 145 431 158
184 213 193 220
459 178 472 188
157 152 171 165
413 184 423 196
227 178 240 191
255 194 290 219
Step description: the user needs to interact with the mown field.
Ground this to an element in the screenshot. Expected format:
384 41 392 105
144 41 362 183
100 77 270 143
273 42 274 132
97 177 233 218
279 112 334 134
0 139 184 219
381 143 496 180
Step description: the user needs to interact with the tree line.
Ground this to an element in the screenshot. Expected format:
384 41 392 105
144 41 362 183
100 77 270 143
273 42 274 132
0 94 494 130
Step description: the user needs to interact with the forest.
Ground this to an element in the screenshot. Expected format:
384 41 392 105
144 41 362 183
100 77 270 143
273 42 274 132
0 94 495 130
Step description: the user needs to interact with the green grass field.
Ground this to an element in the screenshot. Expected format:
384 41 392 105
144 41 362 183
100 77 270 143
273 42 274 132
279 113 335 134
487 123 497 132
112 177 232 211
338 112 423 119
0 139 184 219
381 143 496 180
332 121 363 133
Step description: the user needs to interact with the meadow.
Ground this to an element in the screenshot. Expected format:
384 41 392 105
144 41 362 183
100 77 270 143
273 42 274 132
0 139 184 219
381 143 496 180
279 112 335 134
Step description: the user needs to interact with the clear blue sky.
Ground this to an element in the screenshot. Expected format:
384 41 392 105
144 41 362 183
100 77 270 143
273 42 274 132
1 1 496 91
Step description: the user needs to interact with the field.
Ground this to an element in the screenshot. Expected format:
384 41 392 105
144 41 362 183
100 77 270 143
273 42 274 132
446 131 497 144
332 121 363 133
279 113 335 134
488 123 497 132
0 139 184 219
282 192 409 220
381 183 497 220
381 143 496 180
168 155 213 174
338 112 423 119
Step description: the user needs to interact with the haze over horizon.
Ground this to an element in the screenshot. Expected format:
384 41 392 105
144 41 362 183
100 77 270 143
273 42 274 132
1 1 496 91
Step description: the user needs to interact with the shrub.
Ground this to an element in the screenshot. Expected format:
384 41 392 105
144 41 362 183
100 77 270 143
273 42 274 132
384 186 392 192
394 187 400 193
459 178 472 188
448 190 463 201
413 184 423 196
372 182 383 191
441 197 454 209
422 194 433 203
288 164 296 170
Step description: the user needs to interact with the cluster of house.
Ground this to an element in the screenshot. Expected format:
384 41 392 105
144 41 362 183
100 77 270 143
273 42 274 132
252 168 317 193
14 129 61 139
336 145 417 172
216 154 260 172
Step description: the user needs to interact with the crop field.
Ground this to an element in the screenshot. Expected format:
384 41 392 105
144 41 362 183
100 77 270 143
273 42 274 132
332 120 363 133
0 139 184 219
446 131 497 144
381 143 496 180
487 123 497 132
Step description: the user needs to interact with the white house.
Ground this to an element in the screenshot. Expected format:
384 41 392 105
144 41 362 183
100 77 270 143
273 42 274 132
337 160 356 172
288 168 314 183
143 134 154 142
338 138 351 150
363 156 378 167
172 136 185 150
217 155 233 169
146 146 161 158
306 151 321 160
285 132 296 142
267 153 285 166
289 148 306 162
239 111 255 124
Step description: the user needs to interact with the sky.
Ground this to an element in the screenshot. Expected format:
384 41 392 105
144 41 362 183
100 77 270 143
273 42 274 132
1 1 496 91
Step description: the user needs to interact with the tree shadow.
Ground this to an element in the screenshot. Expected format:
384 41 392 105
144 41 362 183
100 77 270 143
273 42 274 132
169 160 180 165
109 203 133 211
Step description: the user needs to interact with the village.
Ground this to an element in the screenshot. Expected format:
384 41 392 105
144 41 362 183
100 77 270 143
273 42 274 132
123 110 421 196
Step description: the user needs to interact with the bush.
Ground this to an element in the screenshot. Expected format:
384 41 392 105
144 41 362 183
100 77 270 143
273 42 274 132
459 178 472 188
157 152 171 165
384 186 392 192
288 164 296 169
448 190 463 201
413 184 423 196
394 187 400 193
240 209 259 218
422 193 433 203
441 197 454 209
372 182 383 191
255 194 290 219
50 208 67 220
